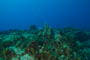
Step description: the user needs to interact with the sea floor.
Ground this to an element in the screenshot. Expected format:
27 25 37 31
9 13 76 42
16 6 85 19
0 23 90 60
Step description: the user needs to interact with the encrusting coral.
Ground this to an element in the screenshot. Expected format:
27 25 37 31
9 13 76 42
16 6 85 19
0 22 90 60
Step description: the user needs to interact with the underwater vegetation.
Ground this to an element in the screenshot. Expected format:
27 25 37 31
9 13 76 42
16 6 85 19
0 23 90 60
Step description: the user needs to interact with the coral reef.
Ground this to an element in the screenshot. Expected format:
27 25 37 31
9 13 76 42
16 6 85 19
0 23 90 60
29 25 37 31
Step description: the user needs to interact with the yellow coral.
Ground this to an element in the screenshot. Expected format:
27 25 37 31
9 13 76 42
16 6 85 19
78 57 81 60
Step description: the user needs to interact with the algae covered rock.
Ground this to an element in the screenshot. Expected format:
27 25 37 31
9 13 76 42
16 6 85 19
0 23 90 60
29 25 37 31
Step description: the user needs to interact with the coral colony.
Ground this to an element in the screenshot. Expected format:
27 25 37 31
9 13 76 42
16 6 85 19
0 23 90 60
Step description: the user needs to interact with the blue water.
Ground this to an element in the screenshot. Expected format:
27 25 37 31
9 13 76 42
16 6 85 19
0 0 90 30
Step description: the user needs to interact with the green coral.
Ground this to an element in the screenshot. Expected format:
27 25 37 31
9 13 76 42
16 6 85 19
0 23 90 60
